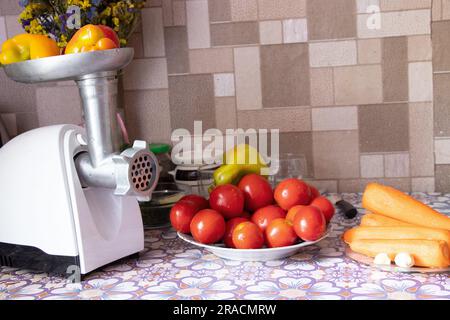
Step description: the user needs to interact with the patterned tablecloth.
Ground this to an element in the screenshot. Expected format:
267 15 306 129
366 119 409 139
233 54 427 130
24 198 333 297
0 193 449 300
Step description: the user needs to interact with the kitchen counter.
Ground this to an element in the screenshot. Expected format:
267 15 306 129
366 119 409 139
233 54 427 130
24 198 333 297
1 193 449 300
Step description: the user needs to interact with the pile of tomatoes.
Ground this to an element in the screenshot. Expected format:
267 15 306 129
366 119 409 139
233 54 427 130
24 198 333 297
170 174 335 249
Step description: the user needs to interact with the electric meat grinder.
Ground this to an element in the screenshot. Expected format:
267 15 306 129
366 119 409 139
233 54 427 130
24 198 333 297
0 48 159 277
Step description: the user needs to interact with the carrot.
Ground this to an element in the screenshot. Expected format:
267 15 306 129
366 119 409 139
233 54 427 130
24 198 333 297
343 226 450 249
349 239 450 268
360 213 415 228
362 183 450 230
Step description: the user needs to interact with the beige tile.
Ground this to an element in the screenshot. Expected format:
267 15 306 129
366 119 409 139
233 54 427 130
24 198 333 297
443 0 450 19
312 107 358 131
358 39 381 64
380 0 432 11
309 41 357 67
313 131 360 179
434 73 450 136
384 153 410 178
210 22 259 46
0 70 36 113
123 58 169 90
237 107 311 132
409 62 433 102
305 180 338 193
16 112 38 134
382 37 408 102
432 21 450 72
259 20 283 45
231 0 257 21
412 177 435 192
215 97 237 131
360 154 384 178
214 73 235 97
164 26 189 74
186 0 211 48
5 15 22 37
261 44 310 108
409 102 434 176
209 0 231 22
283 19 308 43
339 178 411 193
189 48 234 74
334 65 383 105
258 0 307 20
0 113 17 137
307 0 357 40
357 0 380 13
0 1 22 15
169 74 216 131
127 32 145 59
435 165 450 192
36 86 82 126
359 104 409 152
0 17 6 44
234 46 262 110
434 0 443 21
358 10 431 38
124 90 172 143
162 0 173 26
435 138 450 164
173 1 187 26
141 8 166 57
408 35 432 61
310 68 334 107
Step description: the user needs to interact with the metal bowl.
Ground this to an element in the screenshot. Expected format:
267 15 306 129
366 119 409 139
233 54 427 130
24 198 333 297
3 48 134 83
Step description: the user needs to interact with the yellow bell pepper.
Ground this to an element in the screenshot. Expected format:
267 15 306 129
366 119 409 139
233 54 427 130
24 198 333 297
213 144 269 187
0 34 60 65
65 25 119 55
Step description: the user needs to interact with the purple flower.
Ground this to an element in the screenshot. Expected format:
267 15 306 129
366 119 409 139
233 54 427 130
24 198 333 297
19 0 29 8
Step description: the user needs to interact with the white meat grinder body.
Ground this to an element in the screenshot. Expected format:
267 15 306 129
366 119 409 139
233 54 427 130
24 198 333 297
0 48 159 277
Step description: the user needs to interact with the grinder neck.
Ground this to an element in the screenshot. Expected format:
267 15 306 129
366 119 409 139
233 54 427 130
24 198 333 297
76 72 123 168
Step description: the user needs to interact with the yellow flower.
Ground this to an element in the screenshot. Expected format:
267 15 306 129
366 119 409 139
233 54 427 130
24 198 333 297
113 17 120 27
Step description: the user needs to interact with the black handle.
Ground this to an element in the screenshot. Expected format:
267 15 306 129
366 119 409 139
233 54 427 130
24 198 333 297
336 200 358 219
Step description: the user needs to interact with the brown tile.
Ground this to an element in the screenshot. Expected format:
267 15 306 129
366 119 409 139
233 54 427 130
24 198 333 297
231 0 258 21
0 69 37 113
339 178 411 193
359 104 410 153
307 0 357 41
310 68 334 106
36 86 82 126
258 0 307 20
380 0 432 11
278 132 314 178
169 74 216 131
124 90 172 143
433 73 450 136
409 102 434 176
209 0 231 22
237 107 311 132
408 35 432 61
127 32 145 59
173 1 187 26
260 44 310 108
164 26 189 74
435 165 450 192
0 0 22 15
432 21 450 72
189 48 234 74
358 39 382 64
215 97 237 131
313 131 360 179
210 22 259 46
15 112 38 134
382 37 408 102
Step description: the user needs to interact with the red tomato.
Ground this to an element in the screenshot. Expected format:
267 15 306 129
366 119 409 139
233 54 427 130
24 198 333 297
209 184 245 219
310 196 335 223
265 218 298 248
232 221 264 249
293 206 326 242
238 174 274 212
309 185 321 201
97 25 120 47
274 178 311 210
170 201 199 234
190 209 226 244
286 205 307 223
240 211 251 219
223 217 249 248
179 194 209 211
251 205 286 233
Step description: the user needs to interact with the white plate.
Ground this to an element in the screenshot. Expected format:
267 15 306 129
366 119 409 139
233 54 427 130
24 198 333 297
346 247 450 274
177 231 329 261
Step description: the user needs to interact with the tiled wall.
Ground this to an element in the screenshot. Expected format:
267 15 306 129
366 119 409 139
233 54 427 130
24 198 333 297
0 0 449 193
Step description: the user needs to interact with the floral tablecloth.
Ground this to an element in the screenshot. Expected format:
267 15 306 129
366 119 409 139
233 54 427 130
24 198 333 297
1 193 449 300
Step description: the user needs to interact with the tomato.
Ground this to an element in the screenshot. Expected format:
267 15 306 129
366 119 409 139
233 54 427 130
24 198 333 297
223 217 249 248
310 196 335 223
274 178 311 210
238 174 274 212
95 37 117 50
190 209 226 244
209 184 245 219
232 221 264 249
179 194 209 211
251 205 286 233
97 25 120 47
286 205 307 223
265 218 298 248
309 185 321 201
240 211 251 219
170 201 199 234
293 206 326 242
